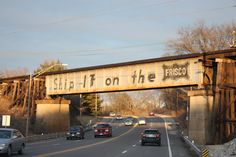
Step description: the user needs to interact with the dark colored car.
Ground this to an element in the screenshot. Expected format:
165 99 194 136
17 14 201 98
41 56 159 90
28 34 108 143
94 123 112 138
0 128 25 156
141 129 161 146
66 125 84 140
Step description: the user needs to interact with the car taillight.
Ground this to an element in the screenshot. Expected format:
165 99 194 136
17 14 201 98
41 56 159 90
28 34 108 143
156 134 160 138
95 129 98 132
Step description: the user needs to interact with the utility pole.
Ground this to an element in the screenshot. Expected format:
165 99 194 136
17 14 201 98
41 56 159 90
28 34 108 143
176 90 179 115
95 93 97 118
79 94 82 121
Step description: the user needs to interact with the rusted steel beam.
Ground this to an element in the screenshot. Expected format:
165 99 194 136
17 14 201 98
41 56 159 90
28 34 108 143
224 119 236 123
223 83 236 89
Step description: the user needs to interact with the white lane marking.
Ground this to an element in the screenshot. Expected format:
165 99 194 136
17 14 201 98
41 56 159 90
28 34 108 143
162 117 173 157
122 150 127 154
132 144 136 147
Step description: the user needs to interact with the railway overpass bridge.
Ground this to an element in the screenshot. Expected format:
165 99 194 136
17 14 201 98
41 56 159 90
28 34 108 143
1 48 236 144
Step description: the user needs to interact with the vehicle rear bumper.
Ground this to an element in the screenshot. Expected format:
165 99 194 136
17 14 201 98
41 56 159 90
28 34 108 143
66 134 82 139
142 138 161 143
94 132 111 136
138 123 146 125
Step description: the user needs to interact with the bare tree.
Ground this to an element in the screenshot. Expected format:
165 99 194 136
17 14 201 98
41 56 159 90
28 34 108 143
160 88 188 110
131 91 156 108
107 92 133 114
0 67 28 78
34 59 66 74
0 72 3 79
161 22 236 115
166 22 236 55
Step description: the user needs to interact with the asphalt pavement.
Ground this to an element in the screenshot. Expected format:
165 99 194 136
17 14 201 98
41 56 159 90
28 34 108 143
16 116 197 157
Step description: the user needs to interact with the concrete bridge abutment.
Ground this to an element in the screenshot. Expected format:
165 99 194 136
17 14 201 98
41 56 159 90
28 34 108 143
188 89 214 144
35 98 71 134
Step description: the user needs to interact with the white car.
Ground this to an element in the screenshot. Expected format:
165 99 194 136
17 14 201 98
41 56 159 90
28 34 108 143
109 112 116 117
138 118 146 125
0 128 26 156
124 120 133 126
116 115 123 120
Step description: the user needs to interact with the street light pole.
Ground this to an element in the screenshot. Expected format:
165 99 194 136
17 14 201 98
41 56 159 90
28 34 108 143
25 63 67 137
25 74 32 137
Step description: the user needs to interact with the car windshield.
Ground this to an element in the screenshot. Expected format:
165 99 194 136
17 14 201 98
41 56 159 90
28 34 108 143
144 130 159 134
70 126 81 131
0 130 11 139
127 116 133 119
96 124 110 128
125 120 132 122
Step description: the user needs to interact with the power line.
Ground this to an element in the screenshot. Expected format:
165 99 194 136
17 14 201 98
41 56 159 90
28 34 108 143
0 41 165 57
0 0 179 36
0 2 234 38
136 5 235 21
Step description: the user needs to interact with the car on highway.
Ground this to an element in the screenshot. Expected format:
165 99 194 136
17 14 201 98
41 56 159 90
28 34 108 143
149 112 155 116
66 125 85 140
109 112 116 117
126 116 134 121
94 123 112 137
116 115 123 120
124 119 133 126
141 128 161 146
0 128 25 156
138 117 146 125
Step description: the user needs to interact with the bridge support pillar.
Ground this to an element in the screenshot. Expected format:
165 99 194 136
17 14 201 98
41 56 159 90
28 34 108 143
188 89 213 144
35 98 71 134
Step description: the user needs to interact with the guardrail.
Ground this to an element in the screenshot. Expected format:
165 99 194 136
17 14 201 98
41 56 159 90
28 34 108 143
26 124 93 143
26 132 66 143
181 132 209 157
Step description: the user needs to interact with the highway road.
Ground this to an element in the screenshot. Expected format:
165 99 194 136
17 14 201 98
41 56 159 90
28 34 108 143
18 116 197 157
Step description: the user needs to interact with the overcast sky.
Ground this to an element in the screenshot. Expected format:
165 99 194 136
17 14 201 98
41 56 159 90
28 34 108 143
0 0 235 72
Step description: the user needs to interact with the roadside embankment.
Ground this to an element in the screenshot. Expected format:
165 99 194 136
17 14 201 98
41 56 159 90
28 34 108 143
207 139 236 157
